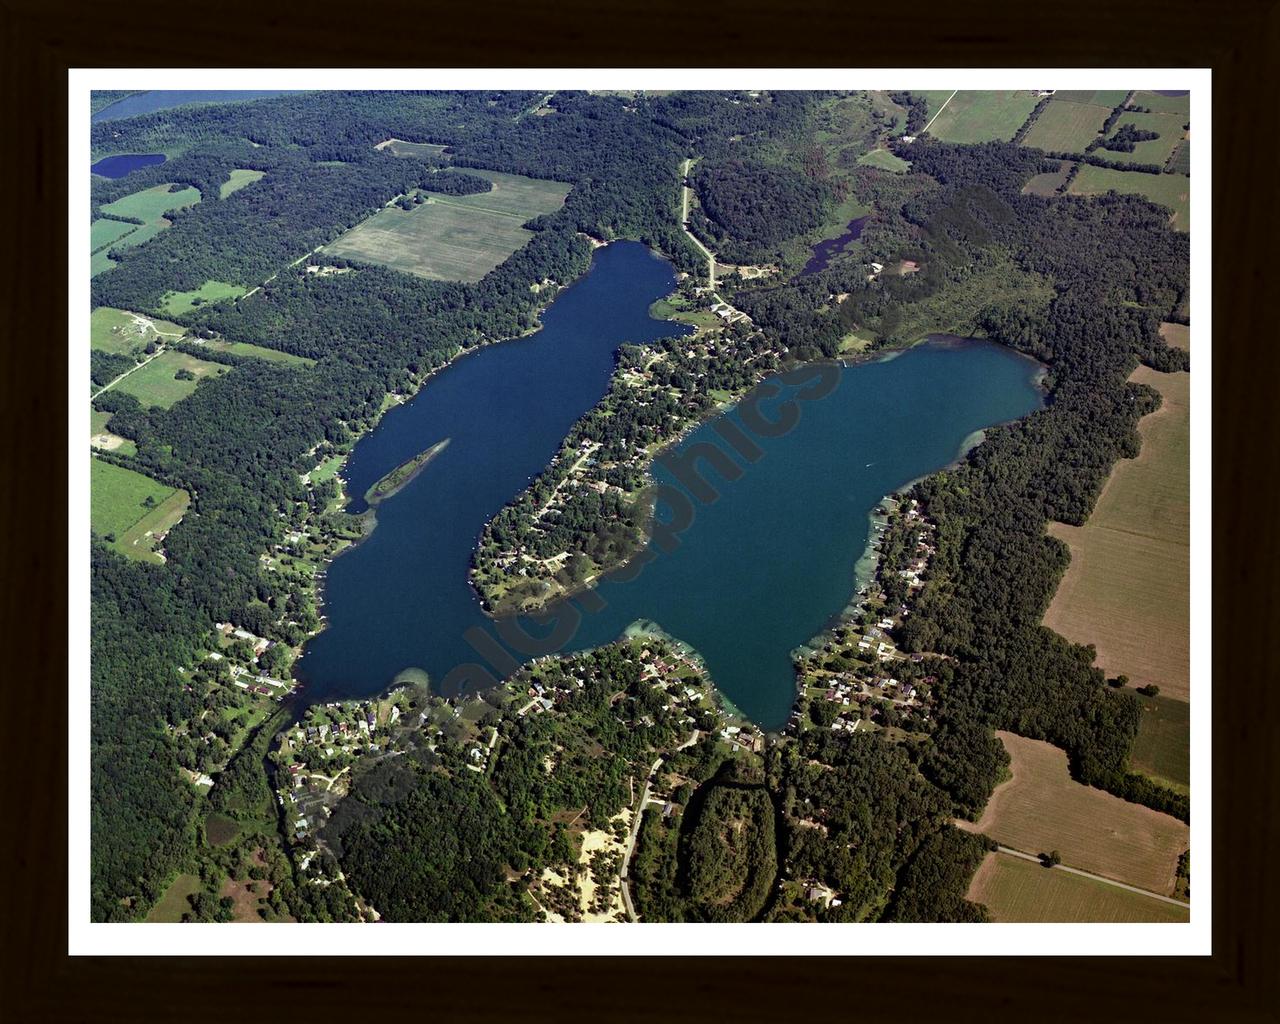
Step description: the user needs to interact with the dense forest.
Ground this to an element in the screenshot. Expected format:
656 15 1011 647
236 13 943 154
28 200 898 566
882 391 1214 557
89 91 1190 922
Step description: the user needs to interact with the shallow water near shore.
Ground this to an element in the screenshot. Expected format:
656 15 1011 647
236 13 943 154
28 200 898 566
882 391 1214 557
296 242 1043 729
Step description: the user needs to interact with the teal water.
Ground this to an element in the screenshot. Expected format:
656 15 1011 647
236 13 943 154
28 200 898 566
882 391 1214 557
297 242 1043 729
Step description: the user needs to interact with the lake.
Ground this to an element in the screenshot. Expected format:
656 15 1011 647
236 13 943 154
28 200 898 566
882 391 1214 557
295 242 1044 729
92 89 304 124
91 153 167 178
800 215 868 276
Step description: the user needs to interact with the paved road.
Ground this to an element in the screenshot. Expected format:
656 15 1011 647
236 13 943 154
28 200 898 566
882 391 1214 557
91 344 166 400
920 90 958 136
995 845 1189 909
619 729 701 921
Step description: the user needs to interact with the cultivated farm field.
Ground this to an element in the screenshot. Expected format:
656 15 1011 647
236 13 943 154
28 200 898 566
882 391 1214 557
323 169 570 283
1021 100 1111 154
926 91 1041 144
967 851 1189 923
91 457 190 563
1068 165 1190 231
1130 693 1191 793
113 350 230 408
1050 90 1130 108
958 732 1189 895
1044 365 1189 699
1132 90 1191 116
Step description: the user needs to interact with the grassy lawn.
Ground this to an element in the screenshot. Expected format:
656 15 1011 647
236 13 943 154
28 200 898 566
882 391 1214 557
91 457 190 563
1068 165 1190 231
1021 100 1111 154
967 852 1189 923
1044 366 1189 699
857 148 910 173
114 350 230 409
90 307 187 356
309 455 345 484
144 873 202 923
1130 693 1190 793
324 170 569 283
201 338 314 367
959 732 1188 895
219 168 265 198
927 91 1040 144
160 280 248 316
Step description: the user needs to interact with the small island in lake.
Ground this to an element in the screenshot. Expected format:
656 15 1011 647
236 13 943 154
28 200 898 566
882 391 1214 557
363 438 450 506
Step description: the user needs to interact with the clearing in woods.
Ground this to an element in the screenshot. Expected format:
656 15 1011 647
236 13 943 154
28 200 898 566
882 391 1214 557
113 350 230 408
1021 100 1112 154
375 138 450 160
1021 160 1075 196
323 169 570 283
925 91 1041 144
957 732 1189 895
1043 357 1189 700
90 307 187 356
219 168 266 198
91 457 190 564
160 280 248 316
858 148 910 173
144 873 203 923
967 851 1189 923
1068 164 1189 232
200 338 315 367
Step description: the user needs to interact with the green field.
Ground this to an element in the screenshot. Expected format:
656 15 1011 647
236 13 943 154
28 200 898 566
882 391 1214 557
201 338 314 367
113 350 230 408
101 183 202 223
1130 693 1191 793
219 168 265 198
926 91 1041 144
160 280 248 315
1132 90 1190 116
144 873 202 923
857 148 910 173
1068 165 1190 231
324 169 570 283
1021 100 1111 154
91 250 118 277
1099 111 1187 167
91 218 138 253
1051 90 1130 108
968 852 1189 923
90 307 187 356
917 90 958 120
91 458 190 563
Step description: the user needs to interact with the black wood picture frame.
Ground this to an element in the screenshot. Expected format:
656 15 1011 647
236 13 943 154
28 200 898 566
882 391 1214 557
3 1 1276 1019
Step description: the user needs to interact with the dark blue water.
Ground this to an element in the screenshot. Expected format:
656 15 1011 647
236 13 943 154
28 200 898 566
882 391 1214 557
92 89 304 124
91 153 166 178
297 243 1044 729
801 215 869 276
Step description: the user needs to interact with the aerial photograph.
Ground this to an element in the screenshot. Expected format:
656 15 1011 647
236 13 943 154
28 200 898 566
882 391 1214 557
84 84 1194 929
